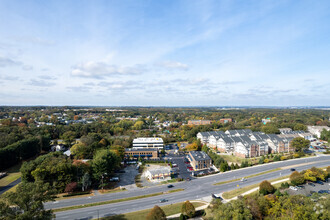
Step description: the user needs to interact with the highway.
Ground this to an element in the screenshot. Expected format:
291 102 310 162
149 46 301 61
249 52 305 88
50 155 330 219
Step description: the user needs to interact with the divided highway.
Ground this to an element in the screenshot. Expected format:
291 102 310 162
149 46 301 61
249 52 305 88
49 155 330 219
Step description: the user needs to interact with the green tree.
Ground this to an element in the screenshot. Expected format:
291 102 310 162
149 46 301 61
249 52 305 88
92 149 121 181
61 131 76 147
290 137 310 152
181 200 196 218
293 123 307 131
290 171 305 185
259 180 275 195
0 182 56 220
146 205 166 220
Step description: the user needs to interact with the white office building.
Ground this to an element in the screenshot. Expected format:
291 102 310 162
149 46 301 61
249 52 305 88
132 137 164 149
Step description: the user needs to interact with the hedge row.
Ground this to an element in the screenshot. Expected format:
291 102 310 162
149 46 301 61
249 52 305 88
0 136 50 170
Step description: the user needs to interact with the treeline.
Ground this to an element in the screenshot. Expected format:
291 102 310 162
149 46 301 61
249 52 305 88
20 148 123 193
0 136 50 170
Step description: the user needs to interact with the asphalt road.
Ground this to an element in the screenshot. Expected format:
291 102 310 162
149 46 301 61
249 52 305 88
0 177 21 195
51 155 330 219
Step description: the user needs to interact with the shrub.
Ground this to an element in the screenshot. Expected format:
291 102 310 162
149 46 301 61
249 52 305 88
64 182 78 193
280 182 290 189
146 205 166 220
259 180 275 195
181 200 196 218
263 159 269 163
280 156 286 161
293 153 300 158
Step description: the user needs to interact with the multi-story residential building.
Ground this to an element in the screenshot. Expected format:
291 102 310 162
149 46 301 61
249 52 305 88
307 126 330 138
197 129 308 158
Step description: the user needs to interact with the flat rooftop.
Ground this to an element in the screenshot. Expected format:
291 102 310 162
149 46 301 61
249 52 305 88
133 137 164 143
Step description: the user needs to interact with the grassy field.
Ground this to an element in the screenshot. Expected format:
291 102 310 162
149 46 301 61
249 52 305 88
218 154 249 164
0 163 22 188
101 201 206 220
222 175 290 199
214 168 281 185
53 188 185 213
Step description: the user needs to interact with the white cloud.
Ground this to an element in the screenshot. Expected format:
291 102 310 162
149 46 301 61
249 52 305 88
71 61 146 78
0 57 22 67
156 61 189 70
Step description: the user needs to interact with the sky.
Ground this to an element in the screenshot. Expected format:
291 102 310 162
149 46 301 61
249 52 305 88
0 0 330 106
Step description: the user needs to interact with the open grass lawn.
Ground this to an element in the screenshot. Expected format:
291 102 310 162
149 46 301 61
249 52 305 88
0 163 22 188
53 188 185 212
218 154 247 164
102 201 205 220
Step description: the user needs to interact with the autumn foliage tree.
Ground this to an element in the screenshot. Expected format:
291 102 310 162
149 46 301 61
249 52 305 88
290 171 305 186
64 182 78 193
146 205 166 220
259 180 275 195
181 200 196 218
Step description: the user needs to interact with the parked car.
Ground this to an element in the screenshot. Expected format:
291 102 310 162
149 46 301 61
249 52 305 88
318 190 329 194
289 186 298 191
308 182 315 187
296 185 304 189
109 177 120 182
316 180 324 185
167 184 174 188
186 178 191 181
290 168 296 172
160 199 168 203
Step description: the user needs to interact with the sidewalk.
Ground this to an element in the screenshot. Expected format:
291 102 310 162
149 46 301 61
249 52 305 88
167 201 209 219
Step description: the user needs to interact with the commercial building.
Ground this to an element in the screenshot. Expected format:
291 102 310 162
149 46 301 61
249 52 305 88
145 167 171 180
187 151 212 171
188 120 212 125
132 137 164 149
219 118 233 124
125 148 159 159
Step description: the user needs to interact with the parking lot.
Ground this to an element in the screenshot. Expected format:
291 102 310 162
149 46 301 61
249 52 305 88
166 152 194 180
286 181 330 196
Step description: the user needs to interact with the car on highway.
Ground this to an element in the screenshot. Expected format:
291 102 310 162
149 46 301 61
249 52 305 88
160 199 168 203
290 168 296 171
167 184 174 188
241 178 247 182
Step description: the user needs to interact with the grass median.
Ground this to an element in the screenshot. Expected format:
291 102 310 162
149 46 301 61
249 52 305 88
222 175 290 199
100 201 206 220
214 168 281 185
0 163 22 188
53 188 185 213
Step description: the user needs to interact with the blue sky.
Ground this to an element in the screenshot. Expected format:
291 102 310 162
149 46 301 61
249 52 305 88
0 0 330 106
